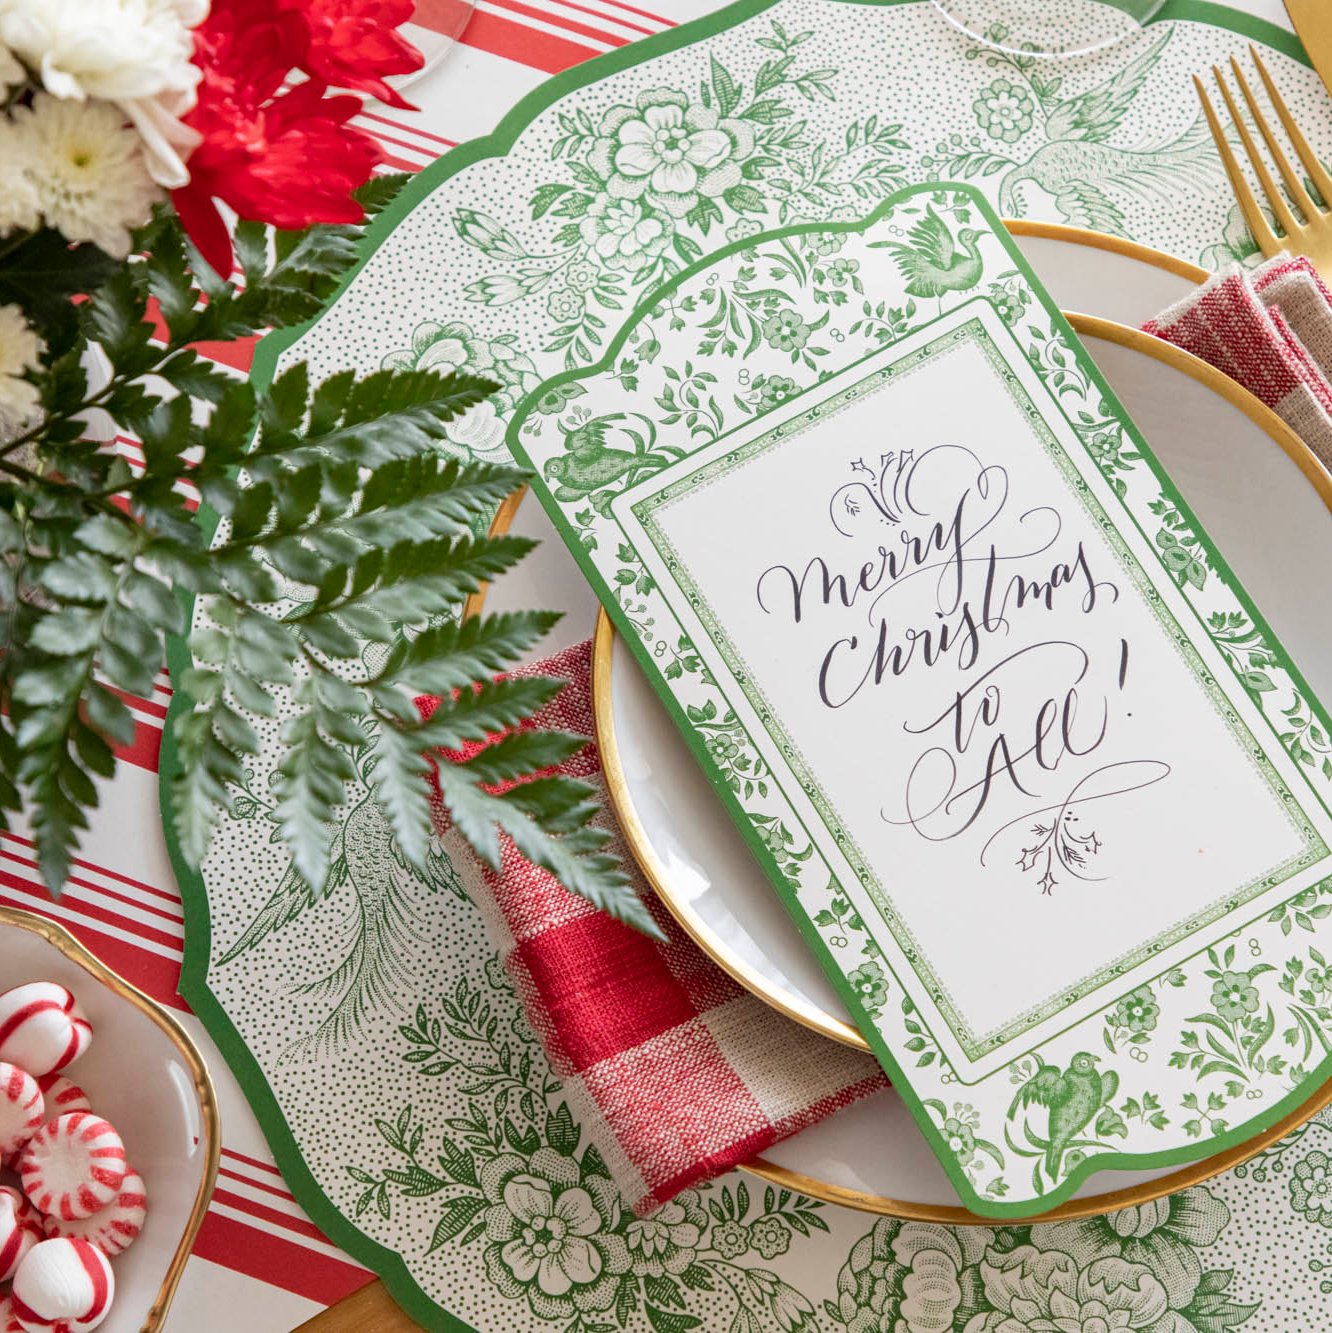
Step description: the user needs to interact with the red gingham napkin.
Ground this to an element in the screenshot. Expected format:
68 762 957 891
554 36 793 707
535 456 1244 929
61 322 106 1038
421 640 885 1216
1145 255 1332 465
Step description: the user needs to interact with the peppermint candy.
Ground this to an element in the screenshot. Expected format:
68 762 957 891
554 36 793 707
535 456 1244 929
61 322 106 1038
0 1187 36 1282
1 1186 46 1247
11 1239 113 1333
34 1076 91 1120
17 1115 126 1222
44 1169 146 1258
0 1292 21 1333
0 987 92 1078
0 1063 43 1161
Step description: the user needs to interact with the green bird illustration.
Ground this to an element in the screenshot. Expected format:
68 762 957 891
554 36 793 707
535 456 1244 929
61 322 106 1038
996 30 1220 235
874 206 984 300
543 412 673 510
1008 1051 1119 1183
218 778 464 1059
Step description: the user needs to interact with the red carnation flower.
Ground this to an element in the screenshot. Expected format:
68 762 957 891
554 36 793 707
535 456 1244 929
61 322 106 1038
173 0 390 277
284 0 424 111
174 81 381 277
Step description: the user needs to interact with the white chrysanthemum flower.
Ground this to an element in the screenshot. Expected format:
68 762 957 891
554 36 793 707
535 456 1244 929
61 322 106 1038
0 303 42 433
0 117 40 235
0 0 206 187
13 94 160 257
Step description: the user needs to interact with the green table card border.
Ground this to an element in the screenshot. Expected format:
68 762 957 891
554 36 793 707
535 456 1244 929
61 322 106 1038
501 179 1332 1217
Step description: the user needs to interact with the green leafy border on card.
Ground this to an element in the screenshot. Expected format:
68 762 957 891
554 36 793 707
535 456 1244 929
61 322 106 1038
502 177 1332 1218
156 0 1311 1321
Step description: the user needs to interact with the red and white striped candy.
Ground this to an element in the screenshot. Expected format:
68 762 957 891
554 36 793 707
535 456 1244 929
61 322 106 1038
0 1064 43 1160
2 1186 45 1245
33 1076 90 1120
16 1115 126 1221
0 1187 36 1281
0 987 91 1078
44 1168 146 1257
11 1239 113 1333
0 1292 22 1333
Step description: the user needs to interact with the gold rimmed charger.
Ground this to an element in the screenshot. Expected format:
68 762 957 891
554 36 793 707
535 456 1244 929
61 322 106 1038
582 232 1332 1221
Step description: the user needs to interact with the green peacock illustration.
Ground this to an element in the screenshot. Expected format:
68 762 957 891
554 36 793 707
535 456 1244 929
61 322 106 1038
217 759 465 1059
872 206 984 301
1007 1051 1120 1185
543 411 682 512
983 30 1221 236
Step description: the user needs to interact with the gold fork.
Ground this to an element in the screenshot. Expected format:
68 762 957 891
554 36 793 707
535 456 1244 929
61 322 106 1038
1195 45 1332 280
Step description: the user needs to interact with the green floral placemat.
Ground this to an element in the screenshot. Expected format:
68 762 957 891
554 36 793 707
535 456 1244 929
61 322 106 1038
160 0 1332 1324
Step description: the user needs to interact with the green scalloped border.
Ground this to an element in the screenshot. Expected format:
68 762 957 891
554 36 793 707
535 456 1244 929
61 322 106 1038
157 0 1313 1322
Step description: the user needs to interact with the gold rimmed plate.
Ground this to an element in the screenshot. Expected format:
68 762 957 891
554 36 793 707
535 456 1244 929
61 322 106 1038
0 907 220 1329
486 224 1332 1220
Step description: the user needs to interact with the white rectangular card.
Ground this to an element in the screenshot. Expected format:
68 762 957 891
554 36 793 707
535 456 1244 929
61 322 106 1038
510 183 1332 1215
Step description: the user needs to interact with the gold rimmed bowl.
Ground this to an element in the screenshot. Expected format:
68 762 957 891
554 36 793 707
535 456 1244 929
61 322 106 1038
0 907 219 1331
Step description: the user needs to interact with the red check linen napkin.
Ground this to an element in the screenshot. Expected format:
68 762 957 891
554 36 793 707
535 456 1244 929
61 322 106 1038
1145 254 1332 465
420 640 885 1216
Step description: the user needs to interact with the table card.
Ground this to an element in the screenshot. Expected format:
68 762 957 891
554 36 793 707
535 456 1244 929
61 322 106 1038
509 182 1332 1216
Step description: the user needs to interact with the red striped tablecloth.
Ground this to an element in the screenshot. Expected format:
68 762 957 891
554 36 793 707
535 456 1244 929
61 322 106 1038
3 0 696 1324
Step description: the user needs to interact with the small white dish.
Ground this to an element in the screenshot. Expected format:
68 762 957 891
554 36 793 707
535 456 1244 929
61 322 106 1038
0 907 219 1331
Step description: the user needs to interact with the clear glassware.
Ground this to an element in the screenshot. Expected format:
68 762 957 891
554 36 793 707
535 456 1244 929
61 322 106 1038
933 0 1168 59
394 0 477 95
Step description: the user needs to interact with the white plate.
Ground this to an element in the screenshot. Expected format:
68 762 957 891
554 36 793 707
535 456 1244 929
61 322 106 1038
486 224 1332 1217
0 909 218 1331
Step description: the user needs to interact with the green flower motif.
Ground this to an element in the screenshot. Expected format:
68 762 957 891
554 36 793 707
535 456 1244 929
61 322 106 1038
1084 426 1123 463
624 1190 706 1276
547 287 584 323
534 382 586 416
579 192 671 269
759 824 787 855
755 373 797 412
706 733 740 765
762 308 812 353
987 280 1027 326
481 1148 629 1320
565 259 600 292
941 1116 976 1167
588 86 756 218
379 319 538 458
805 229 845 257
847 961 889 1015
825 256 859 286
1291 1150 1332 1226
727 217 764 244
972 1246 1168 1331
749 1216 791 1260
1112 986 1159 1035
712 1219 749 1259
1032 1185 1231 1308
832 1219 993 1333
974 77 1035 143
1211 969 1260 1022
1307 966 1329 994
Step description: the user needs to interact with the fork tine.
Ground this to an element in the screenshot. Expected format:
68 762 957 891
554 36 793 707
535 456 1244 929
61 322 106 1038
1250 46 1332 212
1194 74 1280 258
1229 55 1314 225
1212 64 1301 241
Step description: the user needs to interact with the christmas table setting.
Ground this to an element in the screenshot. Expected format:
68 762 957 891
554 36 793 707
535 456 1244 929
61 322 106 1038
12 0 1332 1330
